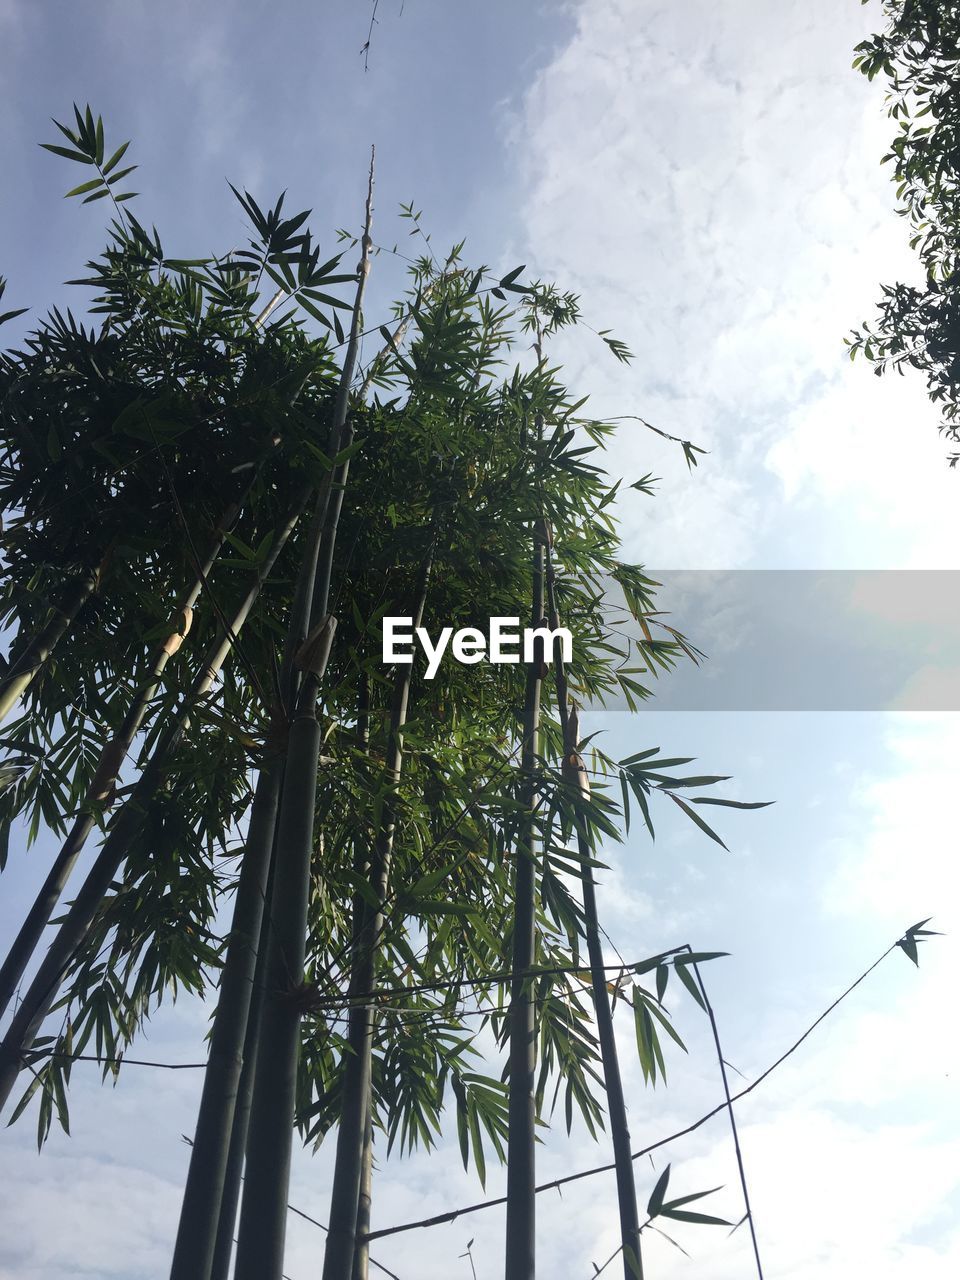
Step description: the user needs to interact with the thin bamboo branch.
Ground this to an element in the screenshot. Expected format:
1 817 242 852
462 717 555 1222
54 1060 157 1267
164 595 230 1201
0 492 252 1023
0 554 108 723
19 933 911 1256
352 674 375 1280
687 951 764 1280
0 492 308 1112
363 937 905 1241
321 521 437 1280
504 508 546 1280
545 541 643 1280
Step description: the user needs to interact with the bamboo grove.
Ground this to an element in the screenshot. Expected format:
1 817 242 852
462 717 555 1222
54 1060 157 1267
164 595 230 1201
0 108 771 1279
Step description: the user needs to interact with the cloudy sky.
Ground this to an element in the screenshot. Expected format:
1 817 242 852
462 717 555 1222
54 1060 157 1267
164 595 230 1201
1 2 958 1278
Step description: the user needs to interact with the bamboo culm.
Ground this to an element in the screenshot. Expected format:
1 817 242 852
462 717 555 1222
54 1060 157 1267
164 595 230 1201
233 150 375 1280
208 854 278 1280
170 412 345 1280
168 757 283 1280
0 492 308 1112
350 674 374 1280
504 522 546 1280
352 1112 374 1280
545 539 643 1280
321 529 436 1280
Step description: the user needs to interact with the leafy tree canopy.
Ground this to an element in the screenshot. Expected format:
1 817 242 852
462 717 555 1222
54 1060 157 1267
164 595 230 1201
850 0 960 464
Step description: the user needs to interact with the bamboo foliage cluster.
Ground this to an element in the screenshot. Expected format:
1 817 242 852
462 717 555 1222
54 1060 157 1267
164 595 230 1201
1 109 771 1280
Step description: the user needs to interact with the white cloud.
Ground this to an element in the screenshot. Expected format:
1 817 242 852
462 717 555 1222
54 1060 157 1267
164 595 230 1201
508 0 960 570
822 714 960 928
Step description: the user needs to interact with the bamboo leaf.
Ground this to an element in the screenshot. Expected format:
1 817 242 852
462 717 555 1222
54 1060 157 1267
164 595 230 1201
647 1163 671 1216
668 793 729 850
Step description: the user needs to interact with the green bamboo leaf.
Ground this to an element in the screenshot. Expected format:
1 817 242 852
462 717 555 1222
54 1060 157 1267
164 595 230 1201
673 959 705 1009
499 265 526 288
103 165 137 186
690 797 774 810
647 1163 671 1216
655 963 668 1003
661 1185 723 1209
39 143 93 164
668 793 729 850
898 935 920 965
659 1207 731 1226
655 775 731 789
101 139 130 175
64 177 105 198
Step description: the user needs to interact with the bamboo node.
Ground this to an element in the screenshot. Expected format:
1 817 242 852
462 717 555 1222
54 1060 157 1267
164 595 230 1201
295 614 338 678
161 606 194 655
562 750 591 800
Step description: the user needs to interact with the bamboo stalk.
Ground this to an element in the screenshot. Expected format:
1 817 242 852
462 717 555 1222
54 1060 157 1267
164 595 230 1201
231 714 320 1280
0 555 108 723
208 853 278 1280
351 673 374 1280
0 492 308 1112
170 391 347 1280
168 756 283 1280
0 494 253 1023
321 528 436 1280
233 150 375 1280
569 758 644 1278
504 516 546 1280
352 1112 374 1280
545 544 643 1280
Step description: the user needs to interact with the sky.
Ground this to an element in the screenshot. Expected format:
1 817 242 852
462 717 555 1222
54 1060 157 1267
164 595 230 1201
1 2 959 1278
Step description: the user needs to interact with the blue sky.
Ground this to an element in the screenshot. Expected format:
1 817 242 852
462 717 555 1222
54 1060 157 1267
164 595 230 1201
1 2 958 1278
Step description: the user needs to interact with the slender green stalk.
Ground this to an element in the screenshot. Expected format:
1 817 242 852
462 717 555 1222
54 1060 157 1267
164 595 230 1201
231 712 320 1280
504 520 545 1280
0 496 248 1023
170 408 341 1280
351 674 374 1280
321 532 436 1280
352 1112 374 1280
688 952 764 1280
0 493 307 1112
545 547 643 1280
168 756 283 1280
0 555 108 723
233 151 375 1280
208 858 277 1280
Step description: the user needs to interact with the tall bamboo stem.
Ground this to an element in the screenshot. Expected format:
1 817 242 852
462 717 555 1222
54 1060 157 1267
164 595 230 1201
233 150 375 1280
170 392 345 1280
352 1111 374 1280
545 544 643 1280
168 757 283 1280
208 851 278 1280
351 673 374 1280
504 517 545 1280
321 530 436 1280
